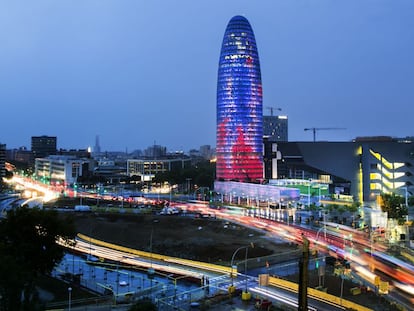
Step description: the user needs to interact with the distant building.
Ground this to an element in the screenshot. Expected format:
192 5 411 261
34 155 88 186
263 115 288 142
199 145 214 160
5 147 33 166
94 135 101 154
188 149 201 159
216 15 263 182
31 136 57 159
0 143 5 179
92 159 126 184
127 158 191 182
144 145 167 158
56 148 91 159
264 137 414 204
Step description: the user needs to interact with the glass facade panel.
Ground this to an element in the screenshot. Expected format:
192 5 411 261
216 15 263 182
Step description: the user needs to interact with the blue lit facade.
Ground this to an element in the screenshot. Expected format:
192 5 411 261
216 15 263 182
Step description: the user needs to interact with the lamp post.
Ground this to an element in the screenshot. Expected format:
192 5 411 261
243 247 249 295
403 185 412 209
316 207 327 240
79 185 83 206
316 226 324 242
315 227 326 288
186 178 192 201
148 219 158 299
229 244 253 299
230 246 247 286
318 184 321 206
68 287 72 311
120 185 124 209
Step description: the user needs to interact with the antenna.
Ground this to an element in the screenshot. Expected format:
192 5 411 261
265 106 282 116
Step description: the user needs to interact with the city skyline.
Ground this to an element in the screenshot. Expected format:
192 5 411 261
1 1 414 152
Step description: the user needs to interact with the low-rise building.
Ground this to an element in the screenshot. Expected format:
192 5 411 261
127 158 191 182
264 136 414 204
35 155 89 186
0 143 5 180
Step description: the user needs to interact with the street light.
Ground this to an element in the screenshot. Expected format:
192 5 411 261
148 219 159 298
229 243 254 296
315 226 325 242
318 184 321 206
68 287 72 311
403 184 412 209
79 185 83 206
316 209 327 241
315 227 327 288
230 246 247 287
243 246 250 295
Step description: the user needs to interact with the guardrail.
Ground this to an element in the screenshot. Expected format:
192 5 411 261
76 233 232 275
45 294 113 309
268 276 373 311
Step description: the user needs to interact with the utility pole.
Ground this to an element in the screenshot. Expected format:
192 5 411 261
298 234 309 311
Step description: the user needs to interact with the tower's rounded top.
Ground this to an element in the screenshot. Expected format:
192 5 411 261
229 15 248 22
227 15 252 27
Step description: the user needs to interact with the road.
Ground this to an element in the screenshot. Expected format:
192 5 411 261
184 202 414 309
4 176 414 309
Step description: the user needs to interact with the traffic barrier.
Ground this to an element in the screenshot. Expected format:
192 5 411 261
268 276 373 311
77 233 232 275
165 257 232 274
78 233 168 261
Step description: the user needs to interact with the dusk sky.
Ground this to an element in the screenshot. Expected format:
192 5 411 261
1 1 413 152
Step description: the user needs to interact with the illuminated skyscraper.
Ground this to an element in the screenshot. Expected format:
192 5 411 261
216 15 263 182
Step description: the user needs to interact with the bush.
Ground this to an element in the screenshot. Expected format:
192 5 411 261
128 298 157 311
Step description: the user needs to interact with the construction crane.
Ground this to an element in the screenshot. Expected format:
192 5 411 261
304 127 346 142
265 106 282 116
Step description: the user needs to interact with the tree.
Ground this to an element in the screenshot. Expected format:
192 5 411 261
0 207 76 310
348 202 360 214
380 193 408 223
153 160 215 191
128 298 157 311
409 195 414 207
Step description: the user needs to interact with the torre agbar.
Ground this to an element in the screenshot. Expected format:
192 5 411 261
216 15 263 182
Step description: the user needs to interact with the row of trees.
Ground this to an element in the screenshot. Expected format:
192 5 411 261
58 160 216 191
152 160 215 190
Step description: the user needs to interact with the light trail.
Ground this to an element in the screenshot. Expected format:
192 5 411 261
250 286 320 311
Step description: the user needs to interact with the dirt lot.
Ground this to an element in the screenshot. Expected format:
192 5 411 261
71 211 296 264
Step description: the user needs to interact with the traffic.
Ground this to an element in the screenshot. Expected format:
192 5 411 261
3 175 414 309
